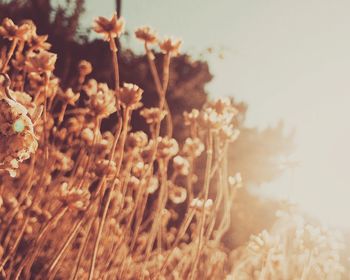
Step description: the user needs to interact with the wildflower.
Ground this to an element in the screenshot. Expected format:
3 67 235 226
58 88 80 106
51 149 73 172
95 159 117 180
140 107 167 125
118 83 143 110
190 198 213 210
182 137 204 158
132 161 145 177
86 81 116 118
135 26 158 44
93 13 125 41
173 155 190 175
0 96 37 177
25 50 57 73
59 182 90 210
157 137 179 159
228 173 243 188
183 109 199 126
0 18 31 41
219 124 240 142
126 131 148 150
169 183 187 204
81 127 97 145
28 33 51 51
127 176 140 190
159 37 182 56
146 176 159 194
199 107 224 129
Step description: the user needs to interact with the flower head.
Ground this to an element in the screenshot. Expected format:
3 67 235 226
159 37 182 56
140 107 167 125
118 83 143 110
135 26 158 44
93 13 125 41
169 183 187 204
0 18 32 41
0 96 37 177
25 50 57 73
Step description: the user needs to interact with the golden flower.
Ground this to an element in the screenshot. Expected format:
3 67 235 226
95 159 117 180
28 33 51 51
190 198 213 210
132 161 145 177
182 137 204 158
0 18 32 41
59 88 80 106
127 176 140 190
118 83 143 109
140 107 167 125
86 81 117 118
199 107 224 129
25 50 57 73
157 137 179 159
126 131 148 150
59 182 90 210
78 60 93 76
168 183 187 204
183 109 199 126
219 124 240 142
159 37 182 56
135 26 158 44
51 149 74 172
0 97 37 177
173 155 190 176
146 176 159 194
93 13 125 40
228 173 243 188
81 127 96 145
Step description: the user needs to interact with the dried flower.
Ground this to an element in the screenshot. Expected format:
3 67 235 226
159 37 182 56
59 88 80 106
182 137 204 158
228 173 243 188
135 26 158 44
157 137 179 159
118 83 143 109
78 60 92 76
0 18 31 41
146 176 159 194
190 198 213 210
25 50 57 73
86 81 116 118
140 107 167 125
169 183 187 204
173 155 190 176
59 182 90 210
0 96 37 177
93 13 125 41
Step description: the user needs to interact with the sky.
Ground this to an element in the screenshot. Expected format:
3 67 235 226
79 0 350 227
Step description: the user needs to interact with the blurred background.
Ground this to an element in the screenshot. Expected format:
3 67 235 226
84 0 350 227
1 0 349 243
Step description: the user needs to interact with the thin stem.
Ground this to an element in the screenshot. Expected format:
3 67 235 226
1 39 18 72
189 129 214 280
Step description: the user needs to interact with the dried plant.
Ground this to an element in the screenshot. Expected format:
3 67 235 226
0 13 344 280
0 14 243 280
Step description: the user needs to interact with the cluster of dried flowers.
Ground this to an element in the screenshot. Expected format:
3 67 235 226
0 14 243 279
228 210 345 280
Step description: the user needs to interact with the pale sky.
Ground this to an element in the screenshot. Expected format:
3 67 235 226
80 0 350 227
